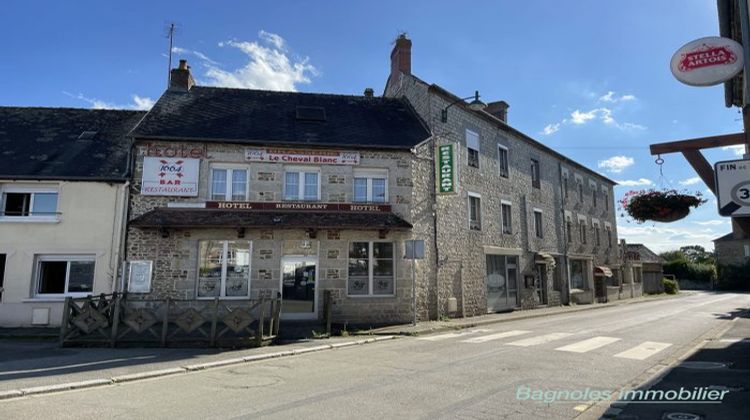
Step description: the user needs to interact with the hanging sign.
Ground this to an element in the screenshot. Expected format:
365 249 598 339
141 157 200 196
245 148 360 165
670 36 744 87
437 144 456 194
715 158 750 217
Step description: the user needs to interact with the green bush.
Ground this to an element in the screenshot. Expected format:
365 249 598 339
716 260 750 290
663 260 716 283
662 278 679 294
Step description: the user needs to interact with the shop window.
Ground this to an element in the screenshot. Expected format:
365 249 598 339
466 129 480 169
530 159 541 189
35 256 95 297
197 240 251 298
533 209 543 238
498 145 509 178
347 242 394 296
1 189 58 219
468 193 481 231
570 260 586 290
501 201 512 234
210 167 247 201
353 169 388 203
284 170 319 201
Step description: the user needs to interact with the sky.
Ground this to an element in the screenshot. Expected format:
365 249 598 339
1 0 744 252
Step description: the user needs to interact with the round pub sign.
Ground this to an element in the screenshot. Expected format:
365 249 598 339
670 36 744 87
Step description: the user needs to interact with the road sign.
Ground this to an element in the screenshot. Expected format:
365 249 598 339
715 158 750 216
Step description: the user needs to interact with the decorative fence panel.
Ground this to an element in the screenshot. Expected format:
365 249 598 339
59 292 281 348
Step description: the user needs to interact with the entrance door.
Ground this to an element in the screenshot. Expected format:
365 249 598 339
486 255 518 312
535 263 548 304
280 256 317 320
0 254 5 301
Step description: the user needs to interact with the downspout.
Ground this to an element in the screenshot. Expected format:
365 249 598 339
559 162 571 305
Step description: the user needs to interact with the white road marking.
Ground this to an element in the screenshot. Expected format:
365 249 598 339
460 330 531 344
555 336 621 353
505 332 574 347
416 329 491 341
0 355 156 376
614 341 672 360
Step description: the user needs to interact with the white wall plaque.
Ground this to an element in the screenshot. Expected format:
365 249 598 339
127 260 153 293
141 157 199 196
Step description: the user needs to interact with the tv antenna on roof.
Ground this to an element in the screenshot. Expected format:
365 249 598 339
164 21 181 88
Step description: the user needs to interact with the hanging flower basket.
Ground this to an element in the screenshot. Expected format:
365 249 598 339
619 189 706 223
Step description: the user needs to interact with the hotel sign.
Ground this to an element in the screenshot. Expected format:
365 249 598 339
205 201 392 212
245 148 360 165
141 157 199 196
437 144 456 194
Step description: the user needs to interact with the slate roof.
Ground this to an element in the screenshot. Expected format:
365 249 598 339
130 208 413 230
626 244 665 264
131 87 430 149
0 107 145 180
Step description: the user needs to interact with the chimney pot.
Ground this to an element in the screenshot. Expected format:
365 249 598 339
169 59 195 92
364 88 374 98
484 100 509 123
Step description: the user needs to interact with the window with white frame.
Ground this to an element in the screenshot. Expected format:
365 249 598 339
498 145 509 178
533 209 543 238
468 193 482 230
501 201 512 234
530 158 541 189
35 255 95 297
466 129 480 168
348 242 394 296
353 169 388 203
284 169 320 201
1 187 58 219
210 166 248 201
197 240 251 298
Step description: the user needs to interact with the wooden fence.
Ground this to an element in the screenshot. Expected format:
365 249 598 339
59 292 281 348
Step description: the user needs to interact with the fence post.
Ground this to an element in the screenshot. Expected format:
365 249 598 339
59 296 72 347
255 297 265 347
210 298 219 347
110 292 121 348
161 298 170 347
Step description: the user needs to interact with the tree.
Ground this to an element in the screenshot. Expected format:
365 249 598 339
679 245 715 265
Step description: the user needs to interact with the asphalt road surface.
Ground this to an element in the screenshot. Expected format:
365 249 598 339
2 291 748 419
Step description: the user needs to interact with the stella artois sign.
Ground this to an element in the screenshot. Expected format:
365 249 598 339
670 36 744 87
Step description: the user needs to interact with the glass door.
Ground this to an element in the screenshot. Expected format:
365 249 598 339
486 255 518 312
280 256 317 320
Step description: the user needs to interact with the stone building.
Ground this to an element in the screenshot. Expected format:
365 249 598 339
124 61 431 324
713 232 750 267
383 35 622 317
625 243 664 294
0 107 144 327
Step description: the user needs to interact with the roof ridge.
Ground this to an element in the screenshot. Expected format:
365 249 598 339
0 106 146 113
190 86 397 101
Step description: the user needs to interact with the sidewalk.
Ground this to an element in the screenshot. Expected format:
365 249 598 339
368 292 689 336
603 308 750 419
0 335 396 399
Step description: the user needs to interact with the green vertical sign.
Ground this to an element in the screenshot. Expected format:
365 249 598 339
437 144 455 194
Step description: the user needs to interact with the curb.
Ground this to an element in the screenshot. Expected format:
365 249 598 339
374 292 687 337
0 335 398 401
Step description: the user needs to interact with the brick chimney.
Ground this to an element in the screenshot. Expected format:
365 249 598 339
484 101 509 123
169 59 195 92
390 34 412 82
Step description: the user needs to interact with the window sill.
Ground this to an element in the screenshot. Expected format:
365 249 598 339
0 217 60 224
346 294 396 299
23 298 71 303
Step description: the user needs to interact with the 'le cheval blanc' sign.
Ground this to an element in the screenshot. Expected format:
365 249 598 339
141 157 200 197
245 148 360 165
437 144 456 194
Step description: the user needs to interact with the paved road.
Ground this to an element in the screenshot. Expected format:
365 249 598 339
1 292 748 419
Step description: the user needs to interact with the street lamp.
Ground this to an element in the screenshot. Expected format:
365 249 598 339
440 90 486 123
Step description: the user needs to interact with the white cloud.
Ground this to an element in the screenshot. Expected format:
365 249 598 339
722 145 746 156
617 224 718 253
540 123 560 135
679 176 702 186
63 92 155 110
196 30 317 91
598 155 635 173
692 220 728 226
614 178 653 186
570 109 598 125
599 91 636 103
